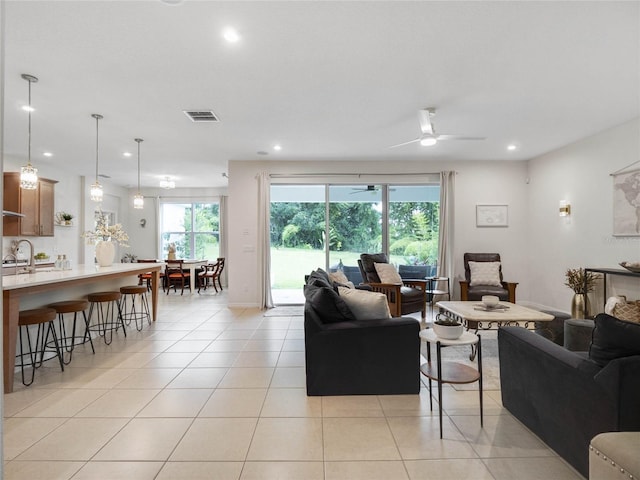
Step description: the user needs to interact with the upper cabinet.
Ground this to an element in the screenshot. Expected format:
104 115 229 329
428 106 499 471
3 172 58 237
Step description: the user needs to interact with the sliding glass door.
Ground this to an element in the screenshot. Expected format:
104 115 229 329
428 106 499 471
328 185 382 284
270 183 439 304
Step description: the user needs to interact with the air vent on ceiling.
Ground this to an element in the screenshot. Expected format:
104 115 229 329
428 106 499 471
183 110 220 123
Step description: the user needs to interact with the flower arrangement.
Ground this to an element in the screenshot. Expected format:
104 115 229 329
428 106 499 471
82 209 129 247
565 268 599 294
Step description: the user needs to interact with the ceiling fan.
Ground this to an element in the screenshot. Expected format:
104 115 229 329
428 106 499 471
350 185 380 194
349 185 395 195
390 108 486 148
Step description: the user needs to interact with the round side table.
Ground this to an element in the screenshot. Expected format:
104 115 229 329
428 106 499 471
419 329 483 438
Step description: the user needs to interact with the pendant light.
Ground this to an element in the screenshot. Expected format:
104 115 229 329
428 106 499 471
20 74 39 189
90 114 104 202
133 138 144 209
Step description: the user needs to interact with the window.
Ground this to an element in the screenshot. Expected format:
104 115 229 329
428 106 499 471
160 202 219 260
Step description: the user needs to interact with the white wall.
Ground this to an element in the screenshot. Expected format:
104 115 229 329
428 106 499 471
228 118 640 311
227 159 530 307
527 118 640 314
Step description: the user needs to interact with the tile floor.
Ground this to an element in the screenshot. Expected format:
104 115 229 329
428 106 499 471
3 292 585 479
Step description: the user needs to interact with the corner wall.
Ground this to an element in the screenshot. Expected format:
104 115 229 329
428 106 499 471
527 118 640 314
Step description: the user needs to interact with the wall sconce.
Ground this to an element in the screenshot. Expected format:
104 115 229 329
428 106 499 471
559 200 571 217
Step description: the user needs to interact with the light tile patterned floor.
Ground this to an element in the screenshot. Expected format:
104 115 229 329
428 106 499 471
3 292 585 479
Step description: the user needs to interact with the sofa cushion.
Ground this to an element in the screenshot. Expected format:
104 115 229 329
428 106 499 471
307 268 332 288
328 270 355 289
374 263 403 284
589 313 640 366
304 281 355 323
468 261 502 287
338 286 391 320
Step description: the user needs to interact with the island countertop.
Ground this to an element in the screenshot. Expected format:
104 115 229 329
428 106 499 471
2 263 162 290
3 262 163 393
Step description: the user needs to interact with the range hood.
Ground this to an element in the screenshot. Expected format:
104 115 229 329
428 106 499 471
2 210 25 217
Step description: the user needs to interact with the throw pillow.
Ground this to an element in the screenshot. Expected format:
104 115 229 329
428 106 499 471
374 263 403 284
468 261 502 287
304 281 355 323
588 313 640 367
337 286 391 320
611 298 640 323
328 270 349 284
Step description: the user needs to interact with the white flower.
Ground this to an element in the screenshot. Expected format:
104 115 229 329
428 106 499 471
82 208 129 247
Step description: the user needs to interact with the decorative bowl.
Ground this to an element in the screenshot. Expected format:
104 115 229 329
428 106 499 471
433 322 464 340
482 295 500 308
619 262 640 273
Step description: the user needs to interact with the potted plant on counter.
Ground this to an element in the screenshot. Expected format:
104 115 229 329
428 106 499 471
565 268 600 319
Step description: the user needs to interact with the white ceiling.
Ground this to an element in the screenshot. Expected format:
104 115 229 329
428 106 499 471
3 1 639 189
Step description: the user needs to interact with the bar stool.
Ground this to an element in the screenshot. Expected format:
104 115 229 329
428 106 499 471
17 307 64 386
86 291 126 345
119 285 151 331
47 300 95 364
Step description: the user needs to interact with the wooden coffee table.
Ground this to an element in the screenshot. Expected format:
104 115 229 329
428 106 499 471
436 301 554 330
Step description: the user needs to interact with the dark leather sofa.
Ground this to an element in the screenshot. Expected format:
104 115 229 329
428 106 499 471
304 269 420 396
499 317 640 477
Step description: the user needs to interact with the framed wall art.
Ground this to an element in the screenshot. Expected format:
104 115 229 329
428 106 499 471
613 170 640 236
476 204 508 227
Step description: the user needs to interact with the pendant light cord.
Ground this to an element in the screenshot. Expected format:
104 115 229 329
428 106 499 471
95 116 99 182
27 79 32 165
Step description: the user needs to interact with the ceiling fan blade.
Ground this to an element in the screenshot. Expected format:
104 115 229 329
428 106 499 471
389 138 420 148
436 134 486 141
418 108 434 135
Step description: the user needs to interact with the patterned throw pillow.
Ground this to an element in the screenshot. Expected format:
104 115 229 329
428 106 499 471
338 286 391 320
612 299 640 323
374 263 403 284
468 261 502 287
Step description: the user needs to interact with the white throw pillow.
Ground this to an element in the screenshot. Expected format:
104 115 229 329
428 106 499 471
329 270 349 284
468 261 502 287
374 263 403 284
338 286 391 320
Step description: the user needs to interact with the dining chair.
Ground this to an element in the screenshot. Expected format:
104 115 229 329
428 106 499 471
137 259 164 292
165 259 191 295
197 257 226 293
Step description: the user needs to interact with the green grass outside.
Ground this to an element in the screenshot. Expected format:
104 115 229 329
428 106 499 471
270 247 407 288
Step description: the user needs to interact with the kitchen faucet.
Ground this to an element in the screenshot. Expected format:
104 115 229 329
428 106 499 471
14 239 36 273
2 253 19 276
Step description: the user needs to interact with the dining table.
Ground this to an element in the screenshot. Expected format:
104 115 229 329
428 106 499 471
172 259 208 292
2 262 162 393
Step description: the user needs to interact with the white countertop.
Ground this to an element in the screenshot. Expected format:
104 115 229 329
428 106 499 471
2 263 161 290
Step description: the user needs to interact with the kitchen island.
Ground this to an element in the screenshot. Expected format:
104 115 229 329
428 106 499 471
3 263 162 393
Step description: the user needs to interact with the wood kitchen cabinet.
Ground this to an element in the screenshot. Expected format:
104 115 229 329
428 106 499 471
3 172 57 237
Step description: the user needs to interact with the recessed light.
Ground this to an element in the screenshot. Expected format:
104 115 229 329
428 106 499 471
43 152 52 157
123 152 132 157
21 106 35 112
223 27 240 43
507 144 517 151
273 144 282 151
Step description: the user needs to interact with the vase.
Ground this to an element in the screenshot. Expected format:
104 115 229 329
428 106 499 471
571 293 589 319
95 240 115 267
